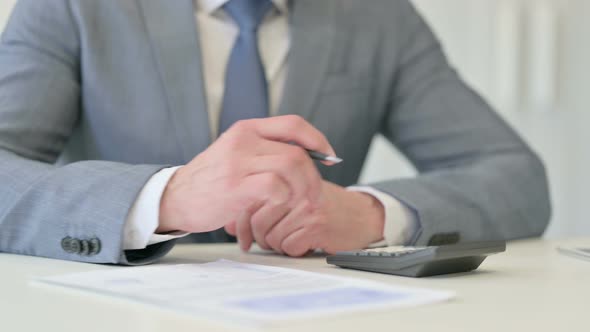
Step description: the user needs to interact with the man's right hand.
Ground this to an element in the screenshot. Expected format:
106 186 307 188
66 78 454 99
157 115 337 238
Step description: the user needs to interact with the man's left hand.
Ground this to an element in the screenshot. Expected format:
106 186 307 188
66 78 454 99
225 181 385 256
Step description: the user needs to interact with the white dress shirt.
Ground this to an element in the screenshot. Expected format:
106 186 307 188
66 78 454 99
123 0 417 250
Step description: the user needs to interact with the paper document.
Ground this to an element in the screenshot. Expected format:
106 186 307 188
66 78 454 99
35 260 453 326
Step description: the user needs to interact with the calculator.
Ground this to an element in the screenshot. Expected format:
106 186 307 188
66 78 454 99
327 241 506 278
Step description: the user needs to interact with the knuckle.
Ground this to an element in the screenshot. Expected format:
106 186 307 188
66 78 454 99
230 120 251 133
300 199 315 215
268 185 290 206
287 114 305 124
309 217 328 237
265 234 280 251
285 115 306 131
250 215 266 232
283 244 304 257
252 229 269 249
259 174 282 193
283 247 296 257
222 132 243 150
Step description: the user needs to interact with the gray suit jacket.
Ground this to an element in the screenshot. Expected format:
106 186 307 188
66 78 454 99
0 0 551 264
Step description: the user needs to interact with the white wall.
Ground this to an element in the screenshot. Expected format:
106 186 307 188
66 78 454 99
0 1 588 238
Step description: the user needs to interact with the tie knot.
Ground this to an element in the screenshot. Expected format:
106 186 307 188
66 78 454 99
224 0 274 31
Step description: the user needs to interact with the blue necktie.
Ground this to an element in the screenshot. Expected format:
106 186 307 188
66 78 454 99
219 0 274 135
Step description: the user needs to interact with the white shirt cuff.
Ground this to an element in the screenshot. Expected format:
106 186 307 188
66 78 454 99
347 186 418 247
123 166 188 250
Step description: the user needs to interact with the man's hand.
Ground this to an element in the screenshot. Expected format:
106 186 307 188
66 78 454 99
157 115 337 234
225 181 386 256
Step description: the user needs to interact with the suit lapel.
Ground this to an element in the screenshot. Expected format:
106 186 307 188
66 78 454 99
279 0 336 120
138 0 211 163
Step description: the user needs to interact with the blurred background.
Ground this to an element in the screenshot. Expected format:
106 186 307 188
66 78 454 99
0 0 587 238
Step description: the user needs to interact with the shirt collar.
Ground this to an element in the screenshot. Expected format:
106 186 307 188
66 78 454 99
196 0 288 16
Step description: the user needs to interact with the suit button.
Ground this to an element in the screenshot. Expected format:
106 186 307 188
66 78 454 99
80 240 90 256
61 237 82 254
69 238 82 254
61 237 74 253
88 238 101 256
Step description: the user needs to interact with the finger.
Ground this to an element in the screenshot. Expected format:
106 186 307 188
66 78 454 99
235 202 262 252
250 203 291 250
241 116 337 159
251 140 338 167
281 228 314 257
215 127 295 161
224 221 237 236
250 139 297 157
265 201 314 253
245 151 322 204
235 173 290 251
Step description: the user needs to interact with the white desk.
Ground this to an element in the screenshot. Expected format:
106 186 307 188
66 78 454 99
1 238 588 332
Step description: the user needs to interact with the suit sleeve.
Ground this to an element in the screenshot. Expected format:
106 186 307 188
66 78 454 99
372 2 551 246
0 0 174 264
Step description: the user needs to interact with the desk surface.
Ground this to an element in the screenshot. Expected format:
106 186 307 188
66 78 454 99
1 238 588 332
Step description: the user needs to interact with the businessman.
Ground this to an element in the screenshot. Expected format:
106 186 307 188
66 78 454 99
0 0 551 265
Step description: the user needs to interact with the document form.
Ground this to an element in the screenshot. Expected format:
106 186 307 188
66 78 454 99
35 260 453 326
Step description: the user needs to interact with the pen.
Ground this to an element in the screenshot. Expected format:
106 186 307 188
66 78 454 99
287 142 343 164
306 149 343 164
